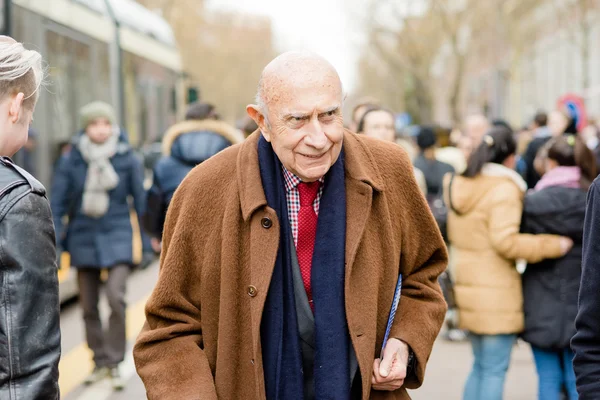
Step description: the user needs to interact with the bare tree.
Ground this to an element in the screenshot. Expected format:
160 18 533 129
137 0 277 123
357 0 504 125
550 0 600 92
358 0 444 123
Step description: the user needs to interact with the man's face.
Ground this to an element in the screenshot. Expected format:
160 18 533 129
86 117 113 144
256 80 345 182
548 111 569 136
352 104 371 130
362 111 396 142
464 117 489 147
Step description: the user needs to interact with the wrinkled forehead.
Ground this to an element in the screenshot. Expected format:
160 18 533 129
264 69 343 114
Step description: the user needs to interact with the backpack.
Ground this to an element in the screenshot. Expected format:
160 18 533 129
426 173 459 242
427 193 448 241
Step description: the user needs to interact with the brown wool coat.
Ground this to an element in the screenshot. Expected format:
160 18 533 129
133 131 448 400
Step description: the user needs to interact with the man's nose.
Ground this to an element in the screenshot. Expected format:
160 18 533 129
304 119 328 148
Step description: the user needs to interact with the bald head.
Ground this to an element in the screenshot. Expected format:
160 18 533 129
464 114 490 146
255 51 343 115
246 51 346 182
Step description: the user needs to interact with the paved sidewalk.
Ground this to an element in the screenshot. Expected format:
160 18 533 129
409 338 537 400
71 337 538 400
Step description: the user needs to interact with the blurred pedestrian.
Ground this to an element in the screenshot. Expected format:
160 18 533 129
491 119 513 132
534 111 579 180
358 106 427 195
521 112 552 188
443 125 573 400
464 114 490 150
435 144 467 176
239 114 259 138
521 134 596 400
0 35 60 400
357 106 396 142
134 51 448 399
50 101 146 391
142 102 244 241
582 118 599 151
414 126 455 198
549 110 576 137
581 118 600 169
349 96 379 132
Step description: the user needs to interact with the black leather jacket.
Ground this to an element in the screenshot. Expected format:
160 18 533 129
0 157 61 399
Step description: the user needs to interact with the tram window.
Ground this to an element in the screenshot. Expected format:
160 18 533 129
96 42 111 103
73 40 94 109
46 31 93 153
47 31 76 143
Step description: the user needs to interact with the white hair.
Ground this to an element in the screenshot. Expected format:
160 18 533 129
254 75 270 128
0 40 44 104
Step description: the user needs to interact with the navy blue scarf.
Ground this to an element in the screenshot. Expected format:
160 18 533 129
258 136 350 399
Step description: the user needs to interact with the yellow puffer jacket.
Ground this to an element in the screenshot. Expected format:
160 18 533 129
443 163 563 335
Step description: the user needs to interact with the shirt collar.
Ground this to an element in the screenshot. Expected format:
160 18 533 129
282 165 325 193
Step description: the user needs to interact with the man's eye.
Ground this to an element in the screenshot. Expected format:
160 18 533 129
320 111 337 122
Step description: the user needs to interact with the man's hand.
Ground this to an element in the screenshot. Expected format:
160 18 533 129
371 338 409 391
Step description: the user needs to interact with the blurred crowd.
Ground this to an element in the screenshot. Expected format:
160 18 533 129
42 94 599 399
344 98 597 400
4 33 600 399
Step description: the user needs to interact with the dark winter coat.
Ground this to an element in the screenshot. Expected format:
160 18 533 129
142 120 244 238
413 154 454 197
50 130 146 268
521 185 586 349
572 178 600 399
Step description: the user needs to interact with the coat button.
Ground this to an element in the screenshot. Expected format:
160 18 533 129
261 217 272 229
248 285 258 297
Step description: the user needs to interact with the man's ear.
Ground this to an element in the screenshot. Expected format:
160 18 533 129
246 104 271 142
9 92 24 124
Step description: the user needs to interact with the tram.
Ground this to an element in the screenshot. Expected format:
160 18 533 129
5 0 185 302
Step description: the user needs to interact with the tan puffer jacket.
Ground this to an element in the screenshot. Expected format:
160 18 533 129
443 163 564 335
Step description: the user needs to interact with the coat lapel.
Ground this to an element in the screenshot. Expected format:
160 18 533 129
341 132 386 399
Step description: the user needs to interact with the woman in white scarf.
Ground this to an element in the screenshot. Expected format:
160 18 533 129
51 101 147 391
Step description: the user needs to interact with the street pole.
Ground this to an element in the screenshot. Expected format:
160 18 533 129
102 0 126 129
2 0 12 36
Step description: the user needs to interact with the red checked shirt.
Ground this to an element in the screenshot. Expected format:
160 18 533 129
282 166 325 247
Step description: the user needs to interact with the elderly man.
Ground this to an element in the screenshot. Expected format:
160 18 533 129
134 52 447 400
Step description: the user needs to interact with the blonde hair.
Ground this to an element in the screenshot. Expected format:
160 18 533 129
0 38 43 110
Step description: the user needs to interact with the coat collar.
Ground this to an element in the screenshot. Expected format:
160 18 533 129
162 119 244 156
481 162 528 192
237 130 385 221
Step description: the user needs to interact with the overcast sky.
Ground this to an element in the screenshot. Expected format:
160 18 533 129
206 0 365 92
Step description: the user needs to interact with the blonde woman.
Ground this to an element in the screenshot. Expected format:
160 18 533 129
0 36 60 398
